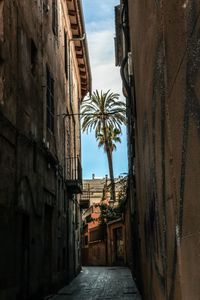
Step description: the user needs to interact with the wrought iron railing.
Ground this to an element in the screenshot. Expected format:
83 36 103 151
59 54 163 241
80 188 90 209
65 156 82 182
81 189 90 201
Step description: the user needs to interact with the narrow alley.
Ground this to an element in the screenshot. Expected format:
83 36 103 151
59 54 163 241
1 0 200 299
47 267 141 300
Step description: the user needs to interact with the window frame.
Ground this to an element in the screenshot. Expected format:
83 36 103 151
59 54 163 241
64 31 68 79
46 66 54 133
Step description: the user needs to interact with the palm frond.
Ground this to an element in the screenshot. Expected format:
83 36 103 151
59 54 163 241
81 90 126 153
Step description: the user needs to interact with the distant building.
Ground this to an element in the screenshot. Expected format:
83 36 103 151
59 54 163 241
81 175 108 207
0 0 91 299
81 176 129 267
80 174 125 209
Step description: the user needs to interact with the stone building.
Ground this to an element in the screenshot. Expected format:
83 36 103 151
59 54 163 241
0 0 91 299
80 175 125 208
115 1 200 300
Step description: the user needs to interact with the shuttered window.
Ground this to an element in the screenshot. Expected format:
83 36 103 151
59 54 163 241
46 66 54 133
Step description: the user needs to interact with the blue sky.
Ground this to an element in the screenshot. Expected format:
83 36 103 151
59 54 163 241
81 0 128 179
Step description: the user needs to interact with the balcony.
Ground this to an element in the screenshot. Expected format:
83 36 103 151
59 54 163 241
80 189 90 209
65 156 82 194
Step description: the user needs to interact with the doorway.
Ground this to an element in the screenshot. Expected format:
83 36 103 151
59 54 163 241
20 214 30 300
113 227 124 265
44 204 53 291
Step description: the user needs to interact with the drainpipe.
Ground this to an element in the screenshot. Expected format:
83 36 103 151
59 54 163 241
68 34 86 165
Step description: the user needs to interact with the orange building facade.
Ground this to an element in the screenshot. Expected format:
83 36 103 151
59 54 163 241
81 177 131 267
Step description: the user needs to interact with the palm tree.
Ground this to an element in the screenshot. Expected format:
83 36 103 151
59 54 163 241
97 126 122 152
97 126 122 201
81 90 126 201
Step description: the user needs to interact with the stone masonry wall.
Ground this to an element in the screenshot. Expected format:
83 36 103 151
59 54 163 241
0 1 83 299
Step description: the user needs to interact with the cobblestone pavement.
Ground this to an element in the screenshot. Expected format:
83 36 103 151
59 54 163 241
49 266 142 300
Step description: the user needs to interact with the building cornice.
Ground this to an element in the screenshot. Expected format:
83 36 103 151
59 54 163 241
66 0 92 98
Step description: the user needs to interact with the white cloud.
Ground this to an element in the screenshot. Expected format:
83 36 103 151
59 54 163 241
92 63 122 95
82 0 120 29
87 30 115 66
86 28 123 95
87 19 114 33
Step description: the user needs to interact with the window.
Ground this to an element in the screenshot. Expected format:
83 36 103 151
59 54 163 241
52 0 58 36
0 0 4 42
46 66 54 133
84 235 88 246
63 193 66 212
86 214 92 224
75 201 78 229
30 39 37 76
90 226 105 242
62 247 66 270
33 142 37 172
64 31 68 78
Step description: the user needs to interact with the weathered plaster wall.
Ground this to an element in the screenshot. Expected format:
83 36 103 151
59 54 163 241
128 1 200 299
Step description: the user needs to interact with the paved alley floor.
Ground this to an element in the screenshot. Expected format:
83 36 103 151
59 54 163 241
49 267 141 300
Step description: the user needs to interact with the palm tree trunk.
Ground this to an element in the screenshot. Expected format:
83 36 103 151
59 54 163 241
106 149 116 202
102 120 116 202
